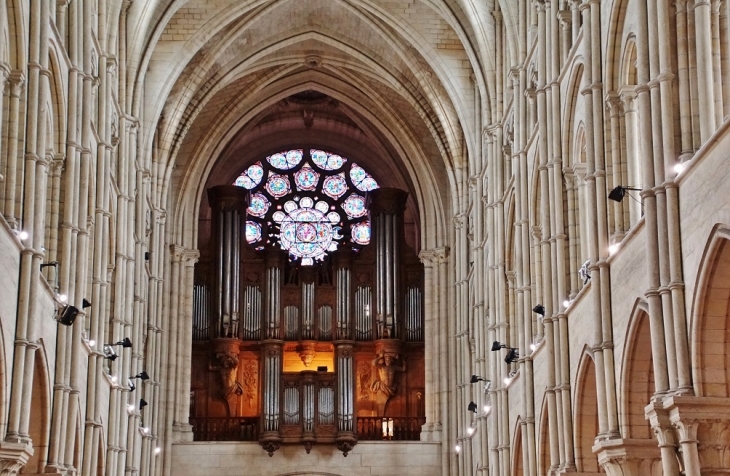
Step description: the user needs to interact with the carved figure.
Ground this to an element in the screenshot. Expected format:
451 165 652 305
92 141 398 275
209 351 243 399
370 351 406 399
241 360 258 408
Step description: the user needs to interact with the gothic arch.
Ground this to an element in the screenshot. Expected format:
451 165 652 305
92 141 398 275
690 225 730 397
511 417 524 476
573 348 602 473
537 395 551 476
22 342 52 474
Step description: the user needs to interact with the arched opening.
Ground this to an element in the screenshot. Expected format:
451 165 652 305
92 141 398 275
22 349 51 474
621 305 655 439
574 352 602 473
537 398 551 476
511 420 524 476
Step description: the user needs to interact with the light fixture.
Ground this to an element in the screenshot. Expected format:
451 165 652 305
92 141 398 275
111 375 118 383
563 299 572 309
55 305 79 326
140 427 150 435
14 230 29 241
128 379 136 392
106 337 133 348
455 444 461 453
674 162 686 175
470 375 487 384
132 371 149 381
40 261 59 271
127 403 136 413
467 426 475 436
530 343 537 352
608 186 641 202
491 341 508 351
139 399 148 410
483 380 492 392
532 304 545 317
503 376 512 385
57 294 68 303
154 447 161 455
467 401 478 414
504 348 519 364
483 404 491 414
87 339 96 347
608 244 619 255
103 345 118 361
82 299 92 309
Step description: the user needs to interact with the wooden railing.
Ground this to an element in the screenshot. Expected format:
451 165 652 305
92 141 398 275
356 416 425 441
189 417 259 441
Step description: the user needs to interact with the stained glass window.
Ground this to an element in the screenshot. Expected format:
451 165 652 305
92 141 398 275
294 164 320 191
233 149 380 264
246 221 262 243
311 149 346 170
350 164 379 191
322 173 348 199
234 162 264 189
267 149 303 170
248 193 270 218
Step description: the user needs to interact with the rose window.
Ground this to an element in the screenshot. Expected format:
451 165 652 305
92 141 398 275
234 149 379 264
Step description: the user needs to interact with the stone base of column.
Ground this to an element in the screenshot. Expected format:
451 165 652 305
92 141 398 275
420 422 442 442
172 423 194 443
593 438 661 475
0 440 33 475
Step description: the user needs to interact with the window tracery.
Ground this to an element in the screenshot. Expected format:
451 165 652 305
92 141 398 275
234 149 379 265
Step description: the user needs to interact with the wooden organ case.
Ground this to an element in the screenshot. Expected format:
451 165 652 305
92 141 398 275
191 185 425 455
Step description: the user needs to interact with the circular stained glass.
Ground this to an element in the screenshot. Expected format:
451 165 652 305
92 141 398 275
294 164 320 191
342 194 367 218
246 221 262 243
311 149 346 170
234 162 264 189
267 149 303 170
275 199 339 265
351 221 371 245
322 174 348 199
248 193 270 218
265 173 291 198
350 164 379 191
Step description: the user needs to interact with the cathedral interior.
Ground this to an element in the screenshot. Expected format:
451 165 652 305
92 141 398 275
1 0 730 475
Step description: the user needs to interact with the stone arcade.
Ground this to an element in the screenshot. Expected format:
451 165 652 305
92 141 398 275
1 1 730 475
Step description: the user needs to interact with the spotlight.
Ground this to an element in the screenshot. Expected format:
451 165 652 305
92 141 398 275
563 300 572 309
127 403 136 412
491 341 507 351
483 380 492 392
455 444 461 453
140 427 150 435
467 426 475 436
504 348 519 364
103 345 118 361
40 261 59 271
467 402 478 414
128 379 136 392
503 376 512 385
139 399 148 410
15 230 29 241
674 162 686 175
55 305 79 326
87 339 96 347
82 299 92 309
579 259 591 284
608 244 619 255
530 343 537 352
58 294 68 303
133 371 150 381
483 404 491 414
144 251 150 261
608 186 641 203
154 447 161 455
111 375 118 383
470 375 486 384
106 338 132 348
532 304 545 317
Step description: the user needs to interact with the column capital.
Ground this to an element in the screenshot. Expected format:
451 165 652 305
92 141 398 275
419 247 449 265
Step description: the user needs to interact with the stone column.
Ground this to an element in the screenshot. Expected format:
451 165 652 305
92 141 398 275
335 342 356 455
207 185 248 339
260 340 283 456
368 188 409 339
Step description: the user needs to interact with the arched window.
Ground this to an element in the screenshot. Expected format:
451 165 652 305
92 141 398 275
234 149 379 265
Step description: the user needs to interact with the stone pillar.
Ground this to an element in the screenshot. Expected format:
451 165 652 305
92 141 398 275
368 188 408 339
207 185 248 338
260 340 283 456
335 342 356 455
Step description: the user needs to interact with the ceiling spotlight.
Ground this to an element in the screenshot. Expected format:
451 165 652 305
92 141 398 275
470 375 486 384
103 345 118 361
133 371 150 381
608 244 619 255
55 305 79 326
467 401 478 414
82 299 92 309
608 186 641 202
504 348 519 364
467 426 475 436
139 399 148 410
532 304 545 317
491 341 507 351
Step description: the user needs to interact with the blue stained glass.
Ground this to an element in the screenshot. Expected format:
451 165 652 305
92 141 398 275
245 221 262 243
350 164 379 191
342 194 367 218
233 162 264 189
248 193 270 217
267 149 303 170
265 173 291 198
351 221 371 245
322 173 348 199
275 198 339 265
294 164 320 191
311 149 346 170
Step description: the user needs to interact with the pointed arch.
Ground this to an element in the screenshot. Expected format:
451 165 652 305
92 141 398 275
537 395 551 476
573 348 602 473
511 417 524 476
22 342 52 474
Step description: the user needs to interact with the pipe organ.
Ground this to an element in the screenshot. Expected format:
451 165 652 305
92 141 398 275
191 186 425 455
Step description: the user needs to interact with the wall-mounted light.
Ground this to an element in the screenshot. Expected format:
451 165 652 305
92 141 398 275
483 404 491 414
455 444 461 453
467 426 475 436
579 259 591 284
13 230 29 241
106 337 133 348
467 402 478 414
154 447 161 455
55 305 80 326
608 186 641 202
139 399 148 410
82 299 92 309
504 348 519 364
674 162 686 175
491 341 508 351
470 375 487 384
40 261 59 271
608 244 620 255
